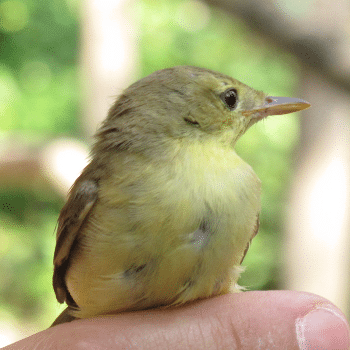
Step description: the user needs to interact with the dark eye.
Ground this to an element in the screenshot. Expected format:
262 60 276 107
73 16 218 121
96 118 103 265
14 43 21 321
184 117 200 127
220 88 238 110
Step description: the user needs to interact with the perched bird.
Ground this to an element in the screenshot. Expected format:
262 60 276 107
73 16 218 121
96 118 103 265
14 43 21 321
52 66 310 326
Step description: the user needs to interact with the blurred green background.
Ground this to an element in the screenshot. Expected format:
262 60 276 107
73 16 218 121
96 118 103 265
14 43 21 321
0 0 303 341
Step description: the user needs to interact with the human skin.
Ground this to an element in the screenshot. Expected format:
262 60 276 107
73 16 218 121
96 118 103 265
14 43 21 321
4 290 350 349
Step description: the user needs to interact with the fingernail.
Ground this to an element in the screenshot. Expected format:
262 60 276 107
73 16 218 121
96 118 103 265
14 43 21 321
296 306 350 350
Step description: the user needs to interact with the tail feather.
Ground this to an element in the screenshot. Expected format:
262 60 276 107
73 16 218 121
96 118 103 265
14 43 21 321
51 307 77 327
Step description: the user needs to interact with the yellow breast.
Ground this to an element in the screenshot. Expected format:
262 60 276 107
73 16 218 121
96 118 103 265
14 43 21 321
66 140 261 318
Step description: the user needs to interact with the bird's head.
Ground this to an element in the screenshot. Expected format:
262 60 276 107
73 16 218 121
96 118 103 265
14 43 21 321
98 66 310 153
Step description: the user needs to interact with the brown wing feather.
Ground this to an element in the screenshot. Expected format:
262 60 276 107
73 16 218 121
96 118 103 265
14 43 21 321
240 213 260 264
53 178 98 304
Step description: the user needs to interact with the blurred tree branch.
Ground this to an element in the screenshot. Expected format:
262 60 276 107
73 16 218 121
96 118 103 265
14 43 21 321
0 137 43 188
203 0 350 91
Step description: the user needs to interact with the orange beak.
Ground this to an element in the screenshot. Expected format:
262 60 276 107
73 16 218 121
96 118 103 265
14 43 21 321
242 96 311 119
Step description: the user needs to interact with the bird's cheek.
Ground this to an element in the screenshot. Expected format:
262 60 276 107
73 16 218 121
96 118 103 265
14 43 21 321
244 115 261 131
222 115 235 128
239 99 257 114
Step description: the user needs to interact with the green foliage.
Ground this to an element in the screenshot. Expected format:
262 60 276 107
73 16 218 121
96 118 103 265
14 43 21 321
0 0 80 134
0 187 63 327
0 0 79 331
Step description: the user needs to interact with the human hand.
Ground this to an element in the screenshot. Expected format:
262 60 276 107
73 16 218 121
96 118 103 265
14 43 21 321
4 290 349 350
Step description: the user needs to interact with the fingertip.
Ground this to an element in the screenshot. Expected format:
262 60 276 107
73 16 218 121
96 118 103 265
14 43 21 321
296 305 350 350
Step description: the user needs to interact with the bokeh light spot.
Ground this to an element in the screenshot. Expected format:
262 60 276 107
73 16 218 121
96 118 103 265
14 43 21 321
308 157 348 247
0 0 29 32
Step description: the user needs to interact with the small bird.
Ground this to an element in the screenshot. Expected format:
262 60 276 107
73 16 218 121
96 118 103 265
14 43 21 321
52 66 310 326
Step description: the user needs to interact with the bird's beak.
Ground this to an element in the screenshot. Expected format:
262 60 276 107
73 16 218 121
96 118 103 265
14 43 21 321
242 96 311 119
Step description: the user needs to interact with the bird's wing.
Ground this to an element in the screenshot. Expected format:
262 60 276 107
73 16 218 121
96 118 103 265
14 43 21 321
240 213 260 264
53 178 99 305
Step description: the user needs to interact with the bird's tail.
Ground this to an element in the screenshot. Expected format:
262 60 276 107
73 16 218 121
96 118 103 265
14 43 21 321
50 307 77 327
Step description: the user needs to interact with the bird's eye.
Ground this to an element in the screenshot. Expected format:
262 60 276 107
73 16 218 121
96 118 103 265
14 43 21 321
220 88 238 110
184 117 200 127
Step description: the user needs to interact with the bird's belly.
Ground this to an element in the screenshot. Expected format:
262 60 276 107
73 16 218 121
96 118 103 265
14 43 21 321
66 149 261 318
67 214 250 318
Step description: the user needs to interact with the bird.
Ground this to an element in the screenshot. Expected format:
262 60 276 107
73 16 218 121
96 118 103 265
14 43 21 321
51 66 310 326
